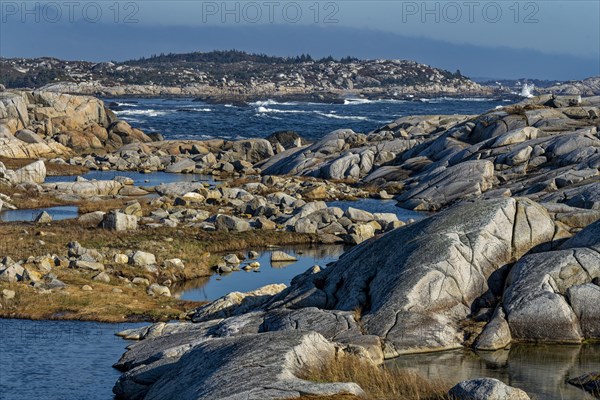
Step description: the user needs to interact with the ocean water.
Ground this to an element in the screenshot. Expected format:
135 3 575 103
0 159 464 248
0 319 144 400
108 97 510 141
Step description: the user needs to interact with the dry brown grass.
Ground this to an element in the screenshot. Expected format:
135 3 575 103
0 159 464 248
0 221 314 269
0 184 70 209
0 183 153 213
0 279 202 322
0 156 88 176
299 353 450 400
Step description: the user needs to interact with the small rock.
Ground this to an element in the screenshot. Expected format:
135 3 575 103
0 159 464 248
164 258 185 270
132 277 150 286
70 260 105 271
34 211 52 223
217 264 233 274
114 254 129 264
131 251 156 267
2 289 16 299
224 254 241 265
271 251 297 262
81 285 93 291
92 272 111 283
147 283 171 297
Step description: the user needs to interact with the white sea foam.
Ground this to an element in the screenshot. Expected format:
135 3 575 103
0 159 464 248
520 83 535 98
256 106 308 114
314 111 368 120
343 98 408 105
421 97 492 103
114 109 168 117
249 99 281 107
344 98 373 105
257 106 369 121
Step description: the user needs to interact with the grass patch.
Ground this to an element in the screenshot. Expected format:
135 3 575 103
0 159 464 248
0 280 201 323
0 184 72 209
0 221 316 322
0 156 88 176
0 183 152 212
298 353 450 400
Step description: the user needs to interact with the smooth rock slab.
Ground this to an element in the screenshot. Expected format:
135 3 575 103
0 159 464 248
267 197 556 356
113 331 364 400
396 160 495 211
503 220 600 342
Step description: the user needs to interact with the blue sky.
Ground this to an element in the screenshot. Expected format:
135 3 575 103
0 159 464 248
1 1 599 79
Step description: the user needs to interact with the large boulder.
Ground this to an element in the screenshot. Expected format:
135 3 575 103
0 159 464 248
268 198 556 357
43 180 122 197
215 214 251 232
502 219 600 342
231 139 274 163
102 211 138 231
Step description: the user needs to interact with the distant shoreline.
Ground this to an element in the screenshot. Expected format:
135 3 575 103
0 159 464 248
7 84 508 106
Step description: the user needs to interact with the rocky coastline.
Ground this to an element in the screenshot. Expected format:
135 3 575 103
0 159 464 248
1 52 495 103
1 86 600 399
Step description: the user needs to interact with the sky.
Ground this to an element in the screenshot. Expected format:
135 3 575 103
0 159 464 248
1 0 599 80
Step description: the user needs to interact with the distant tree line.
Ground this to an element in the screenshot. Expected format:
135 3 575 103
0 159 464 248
123 50 362 66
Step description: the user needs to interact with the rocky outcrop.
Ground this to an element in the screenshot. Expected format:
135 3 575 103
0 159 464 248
501 219 600 343
0 90 151 156
110 194 600 399
113 331 364 400
267 197 556 356
363 95 600 211
261 115 472 180
0 137 71 158
541 77 600 96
